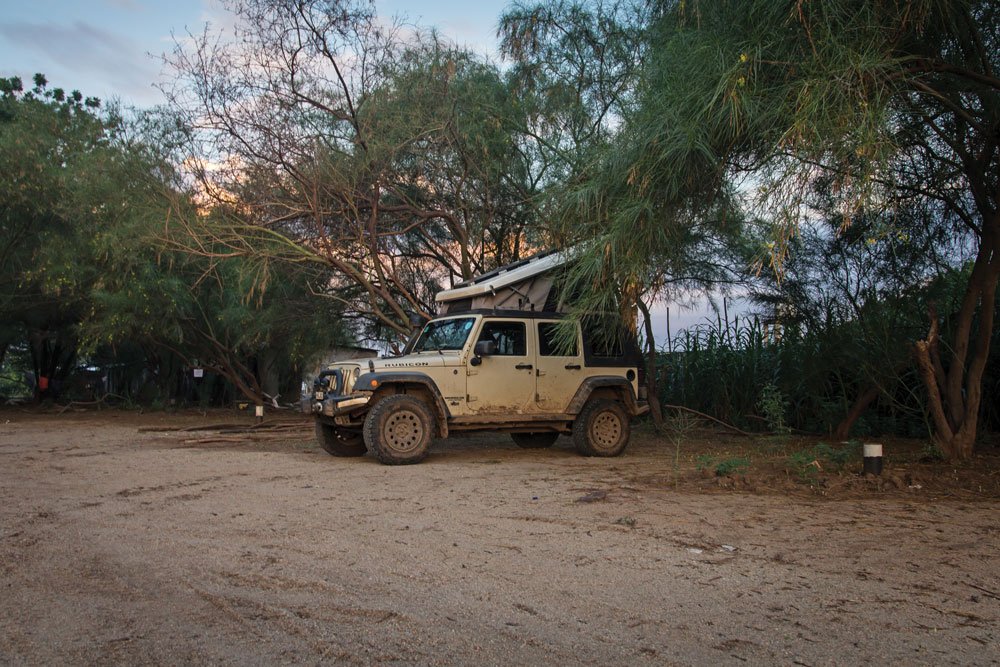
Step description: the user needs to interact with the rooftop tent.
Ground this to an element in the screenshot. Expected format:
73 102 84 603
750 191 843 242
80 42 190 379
435 249 573 315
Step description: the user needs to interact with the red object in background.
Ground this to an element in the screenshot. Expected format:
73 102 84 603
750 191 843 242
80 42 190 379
38 376 49 391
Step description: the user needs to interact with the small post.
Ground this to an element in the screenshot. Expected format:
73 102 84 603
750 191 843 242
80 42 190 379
255 404 264 424
863 443 883 476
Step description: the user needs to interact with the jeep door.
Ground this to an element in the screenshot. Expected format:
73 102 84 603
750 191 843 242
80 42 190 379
534 320 584 413
465 319 538 414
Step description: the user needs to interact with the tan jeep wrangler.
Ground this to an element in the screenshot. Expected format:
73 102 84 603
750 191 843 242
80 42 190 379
306 250 648 465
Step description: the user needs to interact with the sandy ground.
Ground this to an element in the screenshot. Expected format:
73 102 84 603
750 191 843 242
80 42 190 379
0 411 997 666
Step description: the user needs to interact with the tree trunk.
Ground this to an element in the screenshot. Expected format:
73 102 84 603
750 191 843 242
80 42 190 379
636 299 664 428
913 221 1000 460
833 384 880 440
212 361 263 407
258 347 281 407
28 329 76 402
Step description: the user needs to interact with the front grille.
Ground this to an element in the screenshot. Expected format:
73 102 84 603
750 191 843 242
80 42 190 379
314 369 344 397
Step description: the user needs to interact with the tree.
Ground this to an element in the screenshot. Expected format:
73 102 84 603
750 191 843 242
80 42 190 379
163 0 542 346
0 74 105 399
748 205 971 438
0 73 345 406
88 224 353 405
499 0 649 185
78 125 354 406
554 0 998 459
500 0 750 320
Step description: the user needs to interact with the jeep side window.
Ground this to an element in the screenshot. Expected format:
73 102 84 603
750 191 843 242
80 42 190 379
590 330 625 358
412 317 475 352
538 322 578 356
477 321 527 356
583 316 628 360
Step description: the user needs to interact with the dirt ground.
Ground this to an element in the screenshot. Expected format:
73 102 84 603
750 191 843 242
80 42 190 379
1 409 998 666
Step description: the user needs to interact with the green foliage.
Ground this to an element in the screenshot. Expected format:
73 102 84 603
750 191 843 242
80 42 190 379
786 442 861 483
523 0 999 456
0 337 30 397
695 453 750 477
0 74 114 393
4 0 996 443
786 450 822 483
499 0 648 183
0 73 354 404
714 457 751 477
920 442 945 463
655 296 967 438
694 453 714 472
757 384 789 435
667 411 698 488
85 189 355 403
660 315 784 431
747 208 974 436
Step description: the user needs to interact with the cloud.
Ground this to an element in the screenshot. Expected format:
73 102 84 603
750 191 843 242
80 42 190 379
0 19 163 106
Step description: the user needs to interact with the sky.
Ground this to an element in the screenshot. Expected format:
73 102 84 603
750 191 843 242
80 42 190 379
0 0 510 108
0 0 743 340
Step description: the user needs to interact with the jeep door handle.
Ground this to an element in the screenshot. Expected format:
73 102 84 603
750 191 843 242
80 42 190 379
515 363 533 370
564 364 581 370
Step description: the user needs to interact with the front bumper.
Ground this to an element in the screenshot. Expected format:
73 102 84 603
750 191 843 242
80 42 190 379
305 393 372 419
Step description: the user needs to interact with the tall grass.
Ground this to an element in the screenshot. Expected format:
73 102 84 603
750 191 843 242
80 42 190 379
654 313 934 437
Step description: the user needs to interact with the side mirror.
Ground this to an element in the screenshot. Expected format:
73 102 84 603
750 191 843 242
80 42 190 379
470 340 496 366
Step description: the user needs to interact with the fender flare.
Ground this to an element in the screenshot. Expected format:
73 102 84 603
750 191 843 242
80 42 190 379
567 376 643 416
354 372 451 438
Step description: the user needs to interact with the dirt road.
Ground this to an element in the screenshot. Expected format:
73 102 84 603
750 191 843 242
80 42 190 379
1 411 997 665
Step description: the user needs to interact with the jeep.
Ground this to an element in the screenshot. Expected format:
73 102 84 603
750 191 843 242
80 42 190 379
307 310 647 465
307 248 648 464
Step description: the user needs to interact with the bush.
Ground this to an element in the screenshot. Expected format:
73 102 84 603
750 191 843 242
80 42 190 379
786 441 860 482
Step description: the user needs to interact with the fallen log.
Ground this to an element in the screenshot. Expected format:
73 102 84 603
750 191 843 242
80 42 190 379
661 404 755 437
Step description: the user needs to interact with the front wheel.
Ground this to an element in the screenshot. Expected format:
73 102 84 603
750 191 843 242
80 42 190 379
573 399 630 457
363 395 435 465
315 421 366 457
511 432 559 449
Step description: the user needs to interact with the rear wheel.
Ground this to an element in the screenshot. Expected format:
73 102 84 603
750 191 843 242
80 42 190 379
315 421 366 457
510 432 559 449
573 399 630 457
364 394 435 465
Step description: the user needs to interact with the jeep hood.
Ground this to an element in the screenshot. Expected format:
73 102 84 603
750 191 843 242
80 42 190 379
371 351 463 370
329 351 463 373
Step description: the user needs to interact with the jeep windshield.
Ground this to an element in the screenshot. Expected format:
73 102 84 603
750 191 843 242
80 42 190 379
411 317 475 353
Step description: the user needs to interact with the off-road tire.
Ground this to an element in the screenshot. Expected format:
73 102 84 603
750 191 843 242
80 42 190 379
315 421 366 457
364 394 435 465
572 399 630 457
510 432 559 449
